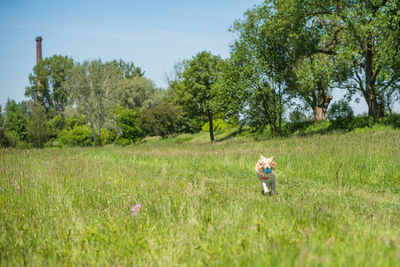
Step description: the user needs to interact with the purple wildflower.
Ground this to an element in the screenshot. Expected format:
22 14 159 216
131 204 142 217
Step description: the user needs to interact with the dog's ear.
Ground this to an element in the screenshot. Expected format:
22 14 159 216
260 155 266 160
270 157 276 169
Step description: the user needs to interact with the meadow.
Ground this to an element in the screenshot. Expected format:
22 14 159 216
1 129 400 266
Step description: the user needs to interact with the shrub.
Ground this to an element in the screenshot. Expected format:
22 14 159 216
282 120 314 136
115 105 143 144
64 114 87 130
50 115 65 130
378 114 400 128
139 103 182 138
4 131 19 147
201 119 231 132
115 137 132 146
302 121 332 135
100 128 116 145
57 125 93 146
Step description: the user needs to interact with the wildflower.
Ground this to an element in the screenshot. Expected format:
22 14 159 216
131 204 142 217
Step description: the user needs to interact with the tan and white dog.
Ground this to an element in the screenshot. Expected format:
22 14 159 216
255 155 276 195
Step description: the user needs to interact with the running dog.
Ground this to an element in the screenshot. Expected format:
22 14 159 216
255 155 276 195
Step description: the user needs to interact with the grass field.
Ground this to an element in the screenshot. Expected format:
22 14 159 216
1 129 400 266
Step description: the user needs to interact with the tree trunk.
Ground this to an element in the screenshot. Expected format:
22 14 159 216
89 122 96 141
314 95 333 122
207 110 215 143
365 42 378 120
97 124 101 140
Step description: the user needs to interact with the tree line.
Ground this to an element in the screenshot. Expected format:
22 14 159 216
1 0 400 147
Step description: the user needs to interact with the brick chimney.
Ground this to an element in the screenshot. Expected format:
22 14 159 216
35 36 43 102
36 36 43 64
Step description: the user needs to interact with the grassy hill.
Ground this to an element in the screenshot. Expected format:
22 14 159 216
1 129 399 266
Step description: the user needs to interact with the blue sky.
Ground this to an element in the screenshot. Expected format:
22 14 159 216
1 0 395 115
0 0 259 107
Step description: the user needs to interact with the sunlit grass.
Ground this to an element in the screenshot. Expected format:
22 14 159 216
1 129 400 266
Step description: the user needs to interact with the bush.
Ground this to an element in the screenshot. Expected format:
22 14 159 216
282 120 314 136
140 103 182 138
50 115 65 130
57 125 93 146
201 119 231 132
64 114 87 130
100 128 116 145
378 114 400 128
114 105 143 144
115 137 132 146
303 120 332 135
4 131 19 147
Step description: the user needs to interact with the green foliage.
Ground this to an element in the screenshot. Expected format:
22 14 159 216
139 103 182 138
170 51 223 142
55 124 115 147
116 76 162 110
3 99 28 145
115 137 132 146
303 120 332 135
25 55 74 115
327 100 354 121
27 104 49 148
68 59 120 140
113 59 145 79
49 114 64 130
114 105 142 144
289 110 307 123
57 125 93 146
100 128 116 145
331 0 400 119
229 5 290 134
378 114 400 128
65 114 87 129
0 106 5 147
201 119 231 132
329 116 374 131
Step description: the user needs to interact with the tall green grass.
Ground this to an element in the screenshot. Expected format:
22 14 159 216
1 130 400 266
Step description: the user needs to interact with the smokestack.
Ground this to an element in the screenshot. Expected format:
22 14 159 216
35 36 43 102
36 36 42 64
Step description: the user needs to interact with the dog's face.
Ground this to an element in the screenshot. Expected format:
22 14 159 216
256 155 276 174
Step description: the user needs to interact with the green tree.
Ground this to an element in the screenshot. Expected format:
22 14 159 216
293 55 335 122
327 100 354 121
27 103 48 148
172 51 222 142
289 110 307 123
166 60 201 133
113 59 145 79
229 0 346 125
3 99 28 145
67 59 120 142
114 105 142 145
116 76 162 110
330 0 400 119
139 103 181 138
228 4 293 134
0 106 6 147
25 55 74 116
